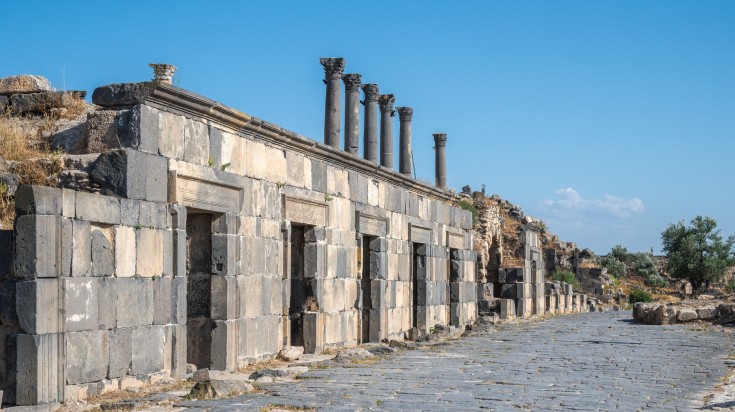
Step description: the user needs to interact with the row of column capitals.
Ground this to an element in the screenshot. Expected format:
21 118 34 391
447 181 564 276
361 84 379 102
396 107 413 121
342 73 362 92
378 94 396 114
320 57 345 80
433 133 448 147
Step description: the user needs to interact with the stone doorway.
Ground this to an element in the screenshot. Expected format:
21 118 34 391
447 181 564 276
360 236 376 343
186 212 213 370
449 248 460 327
411 242 427 334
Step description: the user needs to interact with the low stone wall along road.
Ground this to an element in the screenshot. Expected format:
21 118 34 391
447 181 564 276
177 312 734 411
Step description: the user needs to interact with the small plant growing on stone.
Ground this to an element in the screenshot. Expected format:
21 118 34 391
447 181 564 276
456 198 479 227
220 162 231 171
135 224 142 230
550 270 579 288
324 193 333 202
208 157 214 167
628 288 653 304
276 181 285 189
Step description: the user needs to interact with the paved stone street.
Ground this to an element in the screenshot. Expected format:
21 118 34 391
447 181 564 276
175 312 734 411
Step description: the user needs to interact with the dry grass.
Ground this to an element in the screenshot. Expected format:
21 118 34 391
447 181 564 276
0 113 65 228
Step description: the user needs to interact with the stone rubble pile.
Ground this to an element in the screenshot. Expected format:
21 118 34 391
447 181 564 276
633 300 735 325
0 74 85 115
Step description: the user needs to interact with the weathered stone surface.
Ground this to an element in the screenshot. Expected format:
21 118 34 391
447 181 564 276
192 368 210 382
654 305 677 325
116 278 153 328
76 191 121 225
108 327 132 379
85 110 122 153
131 325 165 375
91 226 115 276
0 75 51 94
676 308 699 322
334 348 373 362
0 172 20 197
50 121 87 153
15 185 62 216
9 91 86 114
64 278 99 332
89 149 167 202
66 330 109 384
0 229 13 281
16 279 59 334
15 333 61 405
696 306 719 320
278 346 304 362
92 82 156 107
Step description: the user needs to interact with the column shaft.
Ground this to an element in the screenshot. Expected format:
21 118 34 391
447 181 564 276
361 84 379 163
397 107 413 175
378 94 396 169
433 134 448 189
320 58 345 149
342 74 362 154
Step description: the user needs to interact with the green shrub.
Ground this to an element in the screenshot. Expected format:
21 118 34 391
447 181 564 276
601 256 627 277
726 278 735 293
644 272 668 289
551 270 579 288
457 199 479 227
628 288 653 304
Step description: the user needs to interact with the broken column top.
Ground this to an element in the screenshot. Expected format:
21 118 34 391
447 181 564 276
149 63 177 85
433 133 447 146
378 94 395 112
319 58 345 79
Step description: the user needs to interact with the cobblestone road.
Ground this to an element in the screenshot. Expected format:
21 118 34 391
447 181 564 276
175 312 734 411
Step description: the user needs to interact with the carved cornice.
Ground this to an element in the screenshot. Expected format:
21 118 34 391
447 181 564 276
361 83 379 102
396 107 413 122
320 57 345 80
141 82 455 201
433 133 447 147
342 73 362 92
378 94 395 113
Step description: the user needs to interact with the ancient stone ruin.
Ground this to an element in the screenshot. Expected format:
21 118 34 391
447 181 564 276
0 60 478 406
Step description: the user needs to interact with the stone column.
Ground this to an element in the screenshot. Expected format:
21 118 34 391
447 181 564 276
378 94 396 169
361 84 379 163
433 133 448 189
396 107 413 175
320 57 345 149
342 73 362 155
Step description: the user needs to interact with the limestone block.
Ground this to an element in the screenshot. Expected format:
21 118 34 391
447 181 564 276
15 333 61 405
170 324 187 377
64 189 77 218
369 251 388 280
211 275 238 320
98 277 117 329
238 275 261 317
157 110 185 159
64 278 99 332
264 145 287 183
131 325 166 375
14 185 62 216
0 74 51 93
260 218 281 240
17 279 60 334
310 160 327 193
212 234 238 276
260 182 281 221
367 179 379 207
116 278 153 328
221 131 247 176
244 137 265 179
171 276 187 324
59 217 73 277
302 157 313 190
138 201 169 230
152 276 173 325
173 229 186 277
696 306 719 320
135 104 161 154
329 197 352 231
286 151 305 188
211 319 238 371
125 148 168 203
15 215 62 278
184 119 211 167
370 279 387 309
76 191 121 225
304 243 325 279
66 330 109 384
91 225 115 276
162 229 173 276
120 198 140 227
136 227 164 277
499 299 515 319
677 308 698 322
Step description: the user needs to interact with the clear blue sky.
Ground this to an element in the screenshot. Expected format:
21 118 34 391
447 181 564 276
2 1 734 254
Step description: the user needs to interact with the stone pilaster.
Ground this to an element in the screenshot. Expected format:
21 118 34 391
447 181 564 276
433 133 447 189
396 107 413 175
378 94 396 169
320 57 345 149
361 84 379 163
342 73 362 155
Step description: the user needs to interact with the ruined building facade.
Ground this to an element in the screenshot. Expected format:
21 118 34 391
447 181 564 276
0 60 476 405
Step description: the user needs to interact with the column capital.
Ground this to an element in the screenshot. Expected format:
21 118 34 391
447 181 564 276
342 73 362 92
149 63 177 84
361 83 379 102
378 94 395 113
396 107 413 121
320 57 345 80
433 133 447 147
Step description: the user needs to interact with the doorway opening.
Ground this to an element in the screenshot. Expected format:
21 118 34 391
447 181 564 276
449 248 460 327
186 212 213 370
411 242 426 331
361 236 376 343
289 225 316 347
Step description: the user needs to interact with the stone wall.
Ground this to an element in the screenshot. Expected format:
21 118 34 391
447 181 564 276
0 80 475 405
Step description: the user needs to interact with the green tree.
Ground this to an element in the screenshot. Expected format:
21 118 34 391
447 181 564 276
601 255 627 277
610 244 629 262
661 216 735 293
